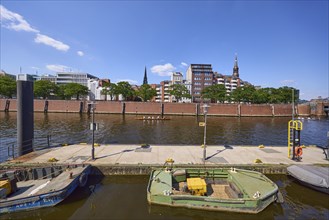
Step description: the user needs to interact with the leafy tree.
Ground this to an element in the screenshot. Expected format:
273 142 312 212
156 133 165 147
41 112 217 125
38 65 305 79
115 81 134 101
0 75 16 98
201 84 226 103
56 83 88 100
34 80 58 99
277 86 298 103
136 84 157 102
231 84 256 103
253 88 271 104
101 82 117 101
169 84 191 102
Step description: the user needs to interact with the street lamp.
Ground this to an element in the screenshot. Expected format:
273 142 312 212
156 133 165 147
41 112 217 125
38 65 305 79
202 104 210 164
89 102 97 160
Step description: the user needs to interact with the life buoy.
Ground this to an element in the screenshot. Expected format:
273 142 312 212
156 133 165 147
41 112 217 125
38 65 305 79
79 173 88 187
295 146 303 157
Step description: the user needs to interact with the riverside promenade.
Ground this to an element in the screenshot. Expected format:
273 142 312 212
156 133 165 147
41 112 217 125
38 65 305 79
2 144 328 175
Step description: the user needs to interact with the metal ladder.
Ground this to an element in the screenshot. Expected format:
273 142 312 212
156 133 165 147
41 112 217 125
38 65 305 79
288 120 303 159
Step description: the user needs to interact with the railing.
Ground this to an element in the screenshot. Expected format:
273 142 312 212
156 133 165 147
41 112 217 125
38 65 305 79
0 135 55 163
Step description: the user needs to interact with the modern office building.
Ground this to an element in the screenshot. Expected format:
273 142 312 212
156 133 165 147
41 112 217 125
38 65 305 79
56 72 98 87
186 64 214 103
33 74 57 83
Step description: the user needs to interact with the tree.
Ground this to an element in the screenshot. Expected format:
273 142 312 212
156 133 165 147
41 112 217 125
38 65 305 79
34 80 58 99
231 84 256 103
136 84 157 102
101 82 117 101
115 81 134 101
56 83 88 100
0 75 16 98
169 84 191 102
201 84 226 103
253 88 271 104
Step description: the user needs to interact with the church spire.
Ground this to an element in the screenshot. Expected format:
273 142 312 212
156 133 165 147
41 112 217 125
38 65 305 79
143 66 148 85
233 54 239 78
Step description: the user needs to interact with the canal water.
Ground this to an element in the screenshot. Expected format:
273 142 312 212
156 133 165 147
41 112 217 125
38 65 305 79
0 112 328 219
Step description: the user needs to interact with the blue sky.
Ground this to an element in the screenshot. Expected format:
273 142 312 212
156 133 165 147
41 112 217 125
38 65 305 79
0 1 328 100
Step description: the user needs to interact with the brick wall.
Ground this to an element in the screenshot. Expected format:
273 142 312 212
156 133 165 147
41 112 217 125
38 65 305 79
164 103 196 115
297 104 310 116
273 104 292 116
95 101 122 114
207 104 238 116
1 99 324 116
240 104 273 116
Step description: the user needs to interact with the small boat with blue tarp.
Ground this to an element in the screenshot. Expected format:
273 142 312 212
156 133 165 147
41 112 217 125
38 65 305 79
147 168 283 214
0 165 91 214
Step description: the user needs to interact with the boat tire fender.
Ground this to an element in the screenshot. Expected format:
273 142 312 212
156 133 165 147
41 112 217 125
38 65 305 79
79 173 88 187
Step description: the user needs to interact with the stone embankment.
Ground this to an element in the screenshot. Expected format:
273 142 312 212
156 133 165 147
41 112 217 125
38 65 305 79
1 144 328 175
1 99 327 116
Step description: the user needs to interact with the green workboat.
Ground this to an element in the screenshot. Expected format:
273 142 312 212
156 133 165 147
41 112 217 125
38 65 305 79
147 168 283 214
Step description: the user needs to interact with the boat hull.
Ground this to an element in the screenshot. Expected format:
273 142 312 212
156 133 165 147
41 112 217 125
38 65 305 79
147 168 280 214
0 165 91 214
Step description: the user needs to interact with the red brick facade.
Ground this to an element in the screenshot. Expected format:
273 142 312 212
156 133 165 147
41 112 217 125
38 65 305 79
0 99 327 116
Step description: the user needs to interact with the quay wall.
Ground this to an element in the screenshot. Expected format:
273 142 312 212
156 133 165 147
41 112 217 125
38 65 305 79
92 164 289 175
0 99 327 117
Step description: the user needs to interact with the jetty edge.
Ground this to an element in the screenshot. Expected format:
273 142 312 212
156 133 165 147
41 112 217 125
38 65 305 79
0 144 328 175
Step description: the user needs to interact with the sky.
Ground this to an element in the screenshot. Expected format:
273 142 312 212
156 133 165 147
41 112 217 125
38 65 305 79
0 0 328 100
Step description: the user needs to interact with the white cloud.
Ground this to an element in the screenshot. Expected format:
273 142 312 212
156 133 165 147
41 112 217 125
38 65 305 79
181 62 188 67
34 34 70 52
151 63 176 76
77 51 84 56
1 6 70 52
116 79 138 85
46 64 70 72
0 5 39 32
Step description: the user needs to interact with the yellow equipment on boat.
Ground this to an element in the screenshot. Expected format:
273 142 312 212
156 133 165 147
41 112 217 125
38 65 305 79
187 178 207 196
0 179 12 196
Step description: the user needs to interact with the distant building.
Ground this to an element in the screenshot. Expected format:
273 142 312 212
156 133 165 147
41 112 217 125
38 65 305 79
32 74 57 83
143 66 148 85
171 72 183 85
0 70 16 80
154 80 171 102
186 64 214 103
214 55 249 102
56 72 98 87
169 72 192 103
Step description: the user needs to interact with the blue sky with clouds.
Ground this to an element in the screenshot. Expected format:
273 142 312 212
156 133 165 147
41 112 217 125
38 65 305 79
0 1 328 100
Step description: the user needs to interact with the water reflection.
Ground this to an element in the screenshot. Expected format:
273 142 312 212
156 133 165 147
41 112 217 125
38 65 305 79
1 112 328 147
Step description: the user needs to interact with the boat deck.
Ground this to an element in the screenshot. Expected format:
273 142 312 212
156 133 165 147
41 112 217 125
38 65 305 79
2 166 86 202
172 181 240 199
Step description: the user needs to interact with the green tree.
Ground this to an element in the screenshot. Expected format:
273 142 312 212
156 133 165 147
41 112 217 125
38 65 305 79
136 84 157 102
231 85 256 103
0 75 16 98
276 86 298 103
101 82 117 101
201 84 226 103
169 84 191 102
116 81 134 101
253 88 271 104
34 80 58 99
56 83 88 100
